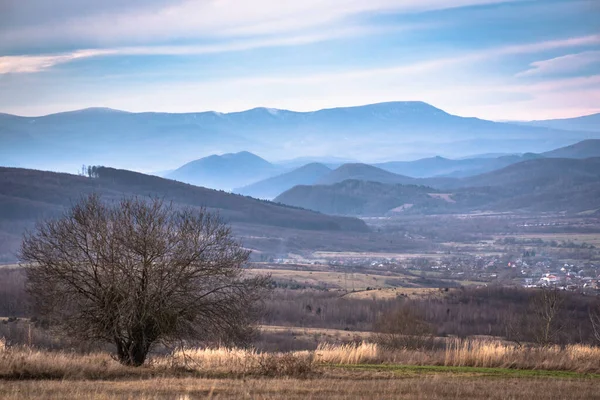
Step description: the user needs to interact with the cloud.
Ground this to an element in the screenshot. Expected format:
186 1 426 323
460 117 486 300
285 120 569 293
0 0 522 50
2 31 598 75
215 34 600 86
0 25 411 74
0 50 114 74
515 50 600 77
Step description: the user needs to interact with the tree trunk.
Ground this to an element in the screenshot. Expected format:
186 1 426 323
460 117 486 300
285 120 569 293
115 338 150 367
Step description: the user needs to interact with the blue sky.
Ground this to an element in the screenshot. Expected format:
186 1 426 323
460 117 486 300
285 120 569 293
0 0 598 119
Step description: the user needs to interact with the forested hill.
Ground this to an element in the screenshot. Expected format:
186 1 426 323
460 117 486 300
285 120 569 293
0 166 368 232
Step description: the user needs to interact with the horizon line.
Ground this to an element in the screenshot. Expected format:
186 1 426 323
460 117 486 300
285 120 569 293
1 100 598 121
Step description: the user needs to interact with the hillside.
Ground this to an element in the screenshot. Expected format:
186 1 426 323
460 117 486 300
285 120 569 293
166 151 283 190
1 102 596 173
374 153 543 178
453 157 600 190
317 163 417 185
274 158 600 216
274 180 449 216
374 140 600 179
542 139 600 159
519 113 600 133
235 163 331 199
0 166 368 262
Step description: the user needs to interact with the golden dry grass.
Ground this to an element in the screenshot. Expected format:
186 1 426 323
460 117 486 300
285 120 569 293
344 287 441 300
493 233 600 246
249 268 406 290
0 347 157 380
2 340 600 399
259 325 371 342
441 339 600 372
0 375 598 399
2 339 600 381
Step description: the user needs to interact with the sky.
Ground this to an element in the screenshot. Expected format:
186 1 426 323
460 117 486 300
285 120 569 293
0 0 599 120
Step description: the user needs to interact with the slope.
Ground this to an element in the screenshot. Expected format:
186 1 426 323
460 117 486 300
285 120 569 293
234 163 331 199
317 163 418 185
166 151 283 190
0 166 367 231
519 113 600 133
275 158 600 216
274 180 449 216
374 153 543 178
542 139 600 159
454 157 600 190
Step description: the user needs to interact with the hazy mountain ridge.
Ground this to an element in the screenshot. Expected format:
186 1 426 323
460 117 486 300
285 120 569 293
541 139 600 159
374 153 544 178
2 101 597 173
234 163 331 199
518 113 600 133
230 139 600 200
274 157 600 216
274 180 447 216
166 151 284 190
316 163 418 185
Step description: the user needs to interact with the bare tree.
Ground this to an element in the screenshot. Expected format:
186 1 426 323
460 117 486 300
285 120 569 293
373 303 435 350
20 194 268 366
529 288 564 346
590 304 600 345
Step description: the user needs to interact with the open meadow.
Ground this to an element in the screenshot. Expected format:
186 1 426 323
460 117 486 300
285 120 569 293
2 341 600 399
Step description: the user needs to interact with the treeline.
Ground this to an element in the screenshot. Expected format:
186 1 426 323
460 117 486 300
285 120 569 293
260 286 600 345
2 266 600 348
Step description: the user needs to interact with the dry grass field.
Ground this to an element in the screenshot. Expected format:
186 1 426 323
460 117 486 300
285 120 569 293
259 325 371 342
344 287 441 300
312 251 443 260
493 233 600 246
249 268 411 290
2 339 600 399
1 375 598 400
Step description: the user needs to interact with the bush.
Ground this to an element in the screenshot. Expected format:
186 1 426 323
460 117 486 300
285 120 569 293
256 353 315 377
373 304 436 350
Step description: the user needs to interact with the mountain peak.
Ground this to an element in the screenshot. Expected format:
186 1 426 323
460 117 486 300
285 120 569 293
47 107 129 116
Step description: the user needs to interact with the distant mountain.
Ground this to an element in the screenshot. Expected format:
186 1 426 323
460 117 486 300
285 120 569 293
274 180 447 216
518 113 600 133
316 163 454 188
2 101 597 173
317 163 418 185
166 151 283 190
0 166 368 261
275 157 358 170
374 153 542 178
452 157 600 190
235 163 331 200
373 139 600 179
275 158 600 216
542 139 600 159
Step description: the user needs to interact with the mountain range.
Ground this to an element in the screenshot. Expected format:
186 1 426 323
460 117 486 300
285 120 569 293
273 157 600 216
230 139 600 200
518 113 600 133
235 163 332 199
1 102 598 173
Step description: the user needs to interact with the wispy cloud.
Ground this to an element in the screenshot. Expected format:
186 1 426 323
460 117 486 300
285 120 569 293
0 0 522 50
515 50 600 77
3 32 598 75
0 25 404 74
219 34 600 86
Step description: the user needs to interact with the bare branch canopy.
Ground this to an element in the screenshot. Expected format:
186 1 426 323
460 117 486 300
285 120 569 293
20 194 269 366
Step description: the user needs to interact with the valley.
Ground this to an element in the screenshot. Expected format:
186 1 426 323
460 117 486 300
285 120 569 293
2 2 600 397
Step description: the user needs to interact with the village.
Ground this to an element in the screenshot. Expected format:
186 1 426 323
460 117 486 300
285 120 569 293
267 250 600 293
